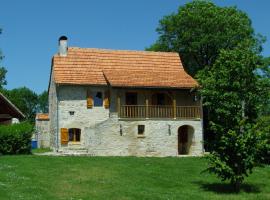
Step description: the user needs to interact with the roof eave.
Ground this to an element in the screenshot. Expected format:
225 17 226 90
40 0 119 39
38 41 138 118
0 93 25 119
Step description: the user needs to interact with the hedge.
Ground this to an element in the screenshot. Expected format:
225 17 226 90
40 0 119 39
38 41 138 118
0 122 33 155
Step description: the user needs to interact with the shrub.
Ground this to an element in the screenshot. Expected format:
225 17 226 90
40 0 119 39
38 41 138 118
0 122 33 155
254 116 270 164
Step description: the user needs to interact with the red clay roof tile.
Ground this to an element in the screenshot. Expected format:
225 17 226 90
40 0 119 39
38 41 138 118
53 47 197 88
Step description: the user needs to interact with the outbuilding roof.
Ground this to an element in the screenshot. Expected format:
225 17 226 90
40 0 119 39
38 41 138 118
52 47 197 89
36 113 49 121
0 92 25 120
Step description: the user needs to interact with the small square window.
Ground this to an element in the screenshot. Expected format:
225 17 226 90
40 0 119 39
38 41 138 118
138 125 145 135
69 111 75 115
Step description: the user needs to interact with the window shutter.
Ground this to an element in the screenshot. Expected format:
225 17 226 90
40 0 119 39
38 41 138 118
104 90 110 109
60 128 68 145
87 97 93 108
87 89 93 109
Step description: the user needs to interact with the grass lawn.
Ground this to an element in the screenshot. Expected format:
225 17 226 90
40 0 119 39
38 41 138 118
31 148 52 154
0 156 269 200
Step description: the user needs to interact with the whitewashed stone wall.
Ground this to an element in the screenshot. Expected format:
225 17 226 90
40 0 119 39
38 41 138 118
50 85 203 156
86 118 203 156
48 72 58 149
35 119 50 148
57 85 109 148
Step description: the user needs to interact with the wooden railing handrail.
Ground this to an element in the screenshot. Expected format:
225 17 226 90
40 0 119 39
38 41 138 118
119 105 201 119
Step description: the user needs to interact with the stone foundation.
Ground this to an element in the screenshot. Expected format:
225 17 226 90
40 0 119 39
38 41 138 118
58 117 203 157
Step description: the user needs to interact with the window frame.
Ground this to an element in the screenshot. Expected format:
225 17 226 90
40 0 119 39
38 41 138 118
137 125 145 137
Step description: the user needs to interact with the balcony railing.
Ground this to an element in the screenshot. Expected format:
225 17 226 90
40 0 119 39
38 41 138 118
119 105 201 119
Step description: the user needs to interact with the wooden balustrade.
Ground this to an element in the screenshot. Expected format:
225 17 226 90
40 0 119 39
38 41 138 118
176 106 201 119
119 105 201 119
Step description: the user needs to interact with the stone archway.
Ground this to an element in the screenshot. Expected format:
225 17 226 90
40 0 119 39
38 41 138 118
178 125 194 155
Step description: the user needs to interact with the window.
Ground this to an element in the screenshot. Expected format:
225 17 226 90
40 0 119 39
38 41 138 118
126 92 137 105
68 128 81 142
138 125 145 135
94 92 103 107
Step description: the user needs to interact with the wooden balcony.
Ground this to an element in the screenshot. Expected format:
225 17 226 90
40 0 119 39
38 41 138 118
119 105 201 119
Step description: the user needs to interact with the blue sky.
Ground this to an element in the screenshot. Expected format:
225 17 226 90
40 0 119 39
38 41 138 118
0 0 269 94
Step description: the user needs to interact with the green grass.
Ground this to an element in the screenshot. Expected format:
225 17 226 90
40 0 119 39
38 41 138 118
31 148 52 154
0 156 269 200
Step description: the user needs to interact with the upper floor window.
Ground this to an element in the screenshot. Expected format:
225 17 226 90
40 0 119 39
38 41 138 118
94 92 103 107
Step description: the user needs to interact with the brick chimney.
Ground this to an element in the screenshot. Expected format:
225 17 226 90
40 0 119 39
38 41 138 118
58 36 68 56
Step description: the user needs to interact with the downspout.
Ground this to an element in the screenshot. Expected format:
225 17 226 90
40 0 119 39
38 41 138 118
200 96 204 154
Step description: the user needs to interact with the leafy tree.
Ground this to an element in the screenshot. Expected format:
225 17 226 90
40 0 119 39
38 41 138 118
206 124 259 191
37 91 48 113
0 67 7 89
257 57 270 116
2 87 38 122
0 28 7 89
254 116 270 164
147 0 263 76
198 44 264 191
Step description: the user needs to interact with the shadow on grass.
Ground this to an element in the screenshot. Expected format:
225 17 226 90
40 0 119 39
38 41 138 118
194 181 263 194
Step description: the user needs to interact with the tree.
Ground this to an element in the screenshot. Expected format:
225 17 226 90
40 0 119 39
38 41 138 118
0 67 7 89
147 0 263 76
0 28 7 89
2 87 38 122
206 125 259 191
198 44 264 191
37 91 48 113
254 116 270 164
257 57 270 116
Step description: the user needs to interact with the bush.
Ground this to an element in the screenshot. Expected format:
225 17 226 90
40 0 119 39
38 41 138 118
255 116 270 164
0 122 33 155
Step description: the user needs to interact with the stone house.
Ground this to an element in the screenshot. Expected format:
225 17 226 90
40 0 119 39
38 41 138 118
48 36 203 156
0 92 24 125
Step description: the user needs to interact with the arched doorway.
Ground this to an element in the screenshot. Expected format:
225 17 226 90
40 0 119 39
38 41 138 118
178 125 194 155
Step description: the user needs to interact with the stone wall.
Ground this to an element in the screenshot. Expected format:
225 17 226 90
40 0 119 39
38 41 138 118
48 72 58 149
85 118 203 156
52 85 203 156
57 85 110 148
35 119 50 148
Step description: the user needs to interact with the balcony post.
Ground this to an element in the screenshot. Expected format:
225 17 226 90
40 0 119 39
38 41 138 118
145 97 149 119
117 95 121 117
173 98 176 119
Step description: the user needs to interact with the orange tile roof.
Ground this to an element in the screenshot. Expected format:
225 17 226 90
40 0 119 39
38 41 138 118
52 47 198 88
36 113 49 120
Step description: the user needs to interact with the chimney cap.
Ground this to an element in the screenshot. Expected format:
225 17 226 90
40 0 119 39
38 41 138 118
59 35 68 41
